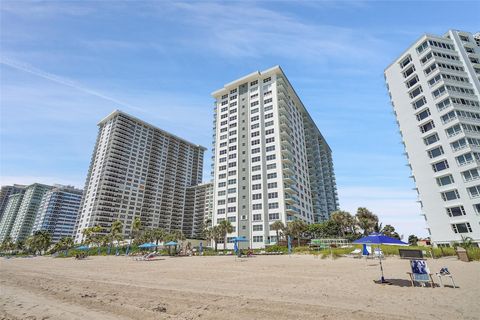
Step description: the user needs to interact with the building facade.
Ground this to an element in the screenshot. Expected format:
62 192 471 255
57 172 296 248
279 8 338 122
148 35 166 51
0 185 25 222
74 110 205 243
0 191 25 242
385 30 480 246
183 182 213 239
211 66 338 249
9 183 52 242
32 185 83 243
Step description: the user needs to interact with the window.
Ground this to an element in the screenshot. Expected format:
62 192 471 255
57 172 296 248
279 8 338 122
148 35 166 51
441 110 456 124
252 156 261 162
462 168 479 182
263 77 271 83
406 75 419 88
416 41 428 53
252 165 261 171
420 52 433 65
252 203 262 210
269 213 280 220
409 86 423 99
267 173 277 179
266 163 276 170
452 223 472 234
441 190 460 201
268 202 279 209
251 147 260 154
265 120 274 127
399 55 412 68
456 152 473 166
266 146 275 152
252 225 263 231
428 73 442 87
427 146 444 158
423 133 440 146
416 108 431 121
266 137 275 143
423 63 437 76
436 98 451 112
253 214 262 221
403 65 416 78
432 160 449 172
266 154 276 161
217 209 225 214
252 184 261 190
252 174 261 181
451 138 467 151
228 197 236 203
446 124 462 137
412 97 427 110
467 185 480 198
436 174 454 186
267 182 277 188
268 192 278 199
250 80 258 86
432 85 446 98
253 236 264 242
227 207 236 213
217 200 226 205
227 216 236 222
252 193 262 200
251 115 259 122
265 129 274 135
420 120 435 133
446 206 465 217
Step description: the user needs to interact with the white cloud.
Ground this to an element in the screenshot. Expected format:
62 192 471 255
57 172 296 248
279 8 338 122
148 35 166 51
0 57 144 113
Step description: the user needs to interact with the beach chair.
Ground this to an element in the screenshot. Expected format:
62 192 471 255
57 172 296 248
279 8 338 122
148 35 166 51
435 267 456 288
407 259 435 288
348 248 361 258
373 248 384 259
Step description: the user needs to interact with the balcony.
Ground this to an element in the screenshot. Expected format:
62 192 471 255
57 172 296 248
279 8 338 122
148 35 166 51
282 155 294 164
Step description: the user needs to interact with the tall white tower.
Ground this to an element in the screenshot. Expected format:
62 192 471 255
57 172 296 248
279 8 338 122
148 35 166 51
385 30 480 246
211 66 338 249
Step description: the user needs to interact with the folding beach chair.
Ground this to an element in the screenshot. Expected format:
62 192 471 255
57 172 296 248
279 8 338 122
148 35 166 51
407 259 435 288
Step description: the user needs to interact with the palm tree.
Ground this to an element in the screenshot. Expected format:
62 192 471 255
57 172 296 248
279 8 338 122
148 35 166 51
109 220 123 255
270 221 285 244
287 220 308 246
0 236 15 253
152 228 166 250
58 236 74 255
355 207 378 235
330 210 353 237
126 217 142 255
218 220 234 250
212 225 222 252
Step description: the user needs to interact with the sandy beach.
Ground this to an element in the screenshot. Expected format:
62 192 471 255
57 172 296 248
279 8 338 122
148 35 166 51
0 254 478 320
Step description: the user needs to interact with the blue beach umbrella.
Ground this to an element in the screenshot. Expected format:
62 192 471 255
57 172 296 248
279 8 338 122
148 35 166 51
165 241 177 246
76 245 89 251
231 237 247 255
354 233 408 283
138 243 157 249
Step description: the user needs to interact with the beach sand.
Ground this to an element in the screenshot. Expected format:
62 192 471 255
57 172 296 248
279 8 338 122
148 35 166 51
0 254 478 320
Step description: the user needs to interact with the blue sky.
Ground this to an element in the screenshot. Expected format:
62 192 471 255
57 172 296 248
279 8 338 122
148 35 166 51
1 1 479 237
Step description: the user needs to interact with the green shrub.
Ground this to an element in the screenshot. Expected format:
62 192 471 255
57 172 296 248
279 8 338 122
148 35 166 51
265 245 288 253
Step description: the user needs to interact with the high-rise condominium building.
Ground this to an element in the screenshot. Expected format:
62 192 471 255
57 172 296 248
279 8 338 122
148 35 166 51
385 30 480 246
183 182 213 239
9 183 52 242
74 110 205 243
32 185 83 243
0 191 25 242
211 66 338 249
0 185 25 221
